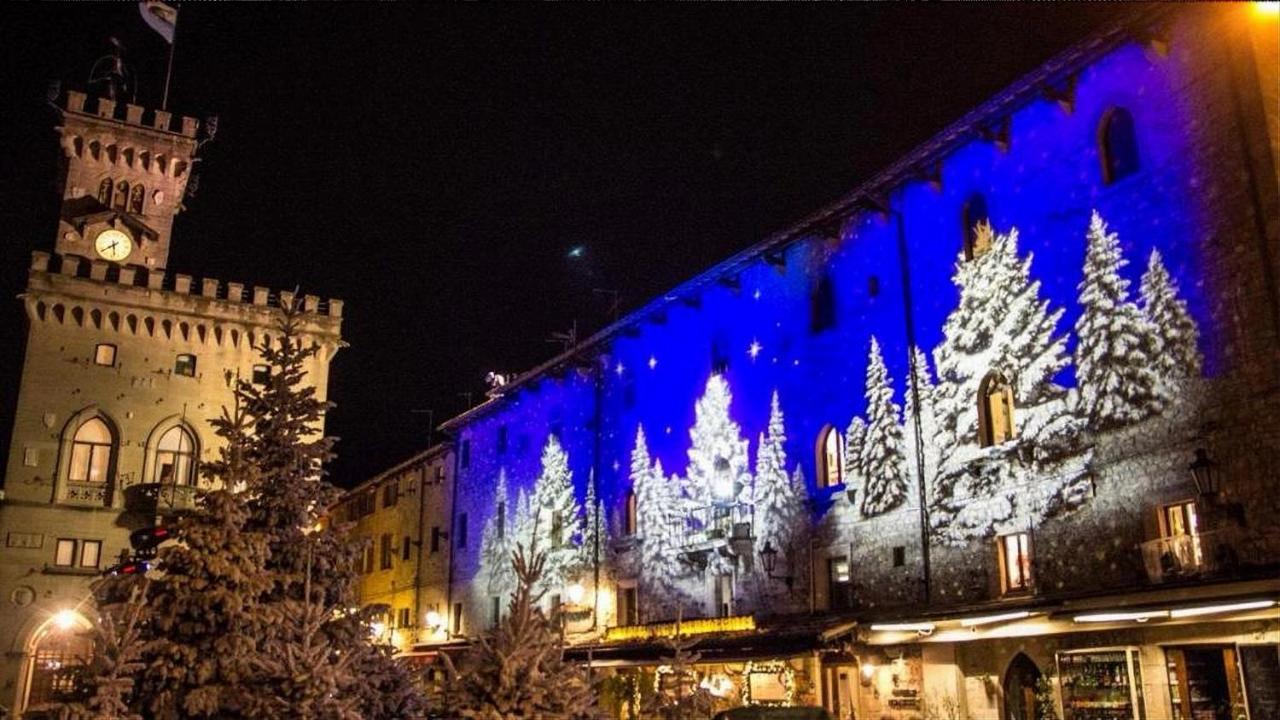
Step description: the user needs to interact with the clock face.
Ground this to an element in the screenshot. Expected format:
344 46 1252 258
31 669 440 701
95 229 133 262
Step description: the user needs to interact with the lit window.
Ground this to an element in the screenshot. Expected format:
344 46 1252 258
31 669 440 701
69 418 113 483
978 373 1016 447
174 354 196 377
154 425 196 486
828 556 854 610
94 344 117 367
80 540 101 569
251 364 270 385
624 491 637 536
54 539 77 567
817 426 844 488
1162 501 1198 538
1100 107 1140 184
962 193 991 260
998 532 1033 593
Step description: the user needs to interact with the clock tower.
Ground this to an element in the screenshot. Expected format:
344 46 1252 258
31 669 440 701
0 87 344 713
53 89 199 269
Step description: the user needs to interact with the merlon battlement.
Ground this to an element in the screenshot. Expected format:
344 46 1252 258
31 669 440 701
63 90 199 139
31 251 344 319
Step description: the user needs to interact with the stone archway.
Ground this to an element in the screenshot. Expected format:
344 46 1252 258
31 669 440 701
1003 652 1042 720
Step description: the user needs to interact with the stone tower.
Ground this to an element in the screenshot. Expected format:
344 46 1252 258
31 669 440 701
0 89 344 714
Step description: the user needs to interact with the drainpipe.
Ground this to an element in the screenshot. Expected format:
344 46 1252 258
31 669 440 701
443 432 461 638
412 453 429 646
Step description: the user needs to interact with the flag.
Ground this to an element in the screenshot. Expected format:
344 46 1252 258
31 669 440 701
139 1 177 44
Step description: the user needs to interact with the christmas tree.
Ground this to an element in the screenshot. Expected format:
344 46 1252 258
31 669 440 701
632 426 687 619
435 547 595 719
842 417 867 500
1074 211 1167 431
931 223 1087 541
1140 247 1201 381
904 347 941 502
479 470 516 598
528 434 583 594
684 375 751 507
860 337 909 516
752 391 810 592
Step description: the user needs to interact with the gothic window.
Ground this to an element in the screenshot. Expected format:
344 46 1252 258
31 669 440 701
174 353 196 377
997 532 1033 594
810 272 837 333
69 418 113 484
1100 107 1140 184
962 193 991 260
24 612 92 710
94 343 117 367
978 372 1016 447
624 490 637 536
154 425 196 486
817 425 844 488
113 181 129 212
98 178 113 206
129 184 145 214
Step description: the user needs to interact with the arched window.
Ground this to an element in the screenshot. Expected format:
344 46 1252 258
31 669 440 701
817 425 844 488
155 425 196 486
98 178 113 206
962 193 991 260
69 418 113 483
978 373 1016 447
129 184 145 214
23 611 93 711
113 180 129 211
624 490 637 536
1100 107 1140 184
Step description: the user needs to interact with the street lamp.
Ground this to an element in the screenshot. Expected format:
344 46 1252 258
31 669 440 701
567 582 585 605
52 609 79 631
425 610 443 634
1189 448 1220 501
758 539 794 589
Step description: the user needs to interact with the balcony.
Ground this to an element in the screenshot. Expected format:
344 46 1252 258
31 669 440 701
1139 530 1243 584
673 503 753 570
124 482 200 516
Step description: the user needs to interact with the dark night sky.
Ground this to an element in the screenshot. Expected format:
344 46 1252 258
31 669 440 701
0 3 1127 488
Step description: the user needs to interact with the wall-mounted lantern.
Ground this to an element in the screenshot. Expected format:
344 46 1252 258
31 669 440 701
759 539 794 589
1189 448 1220 501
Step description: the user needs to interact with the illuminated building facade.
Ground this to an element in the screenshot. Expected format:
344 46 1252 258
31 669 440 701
0 89 343 713
410 5 1280 718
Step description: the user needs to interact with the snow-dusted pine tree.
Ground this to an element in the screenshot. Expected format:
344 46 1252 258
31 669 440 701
904 347 941 502
931 222 1088 542
579 472 601 576
632 426 687 619
435 547 595 719
752 391 810 590
1074 211 1167 431
1140 247 1201 381
842 417 867 499
529 435 583 594
860 337 909 516
684 375 751 507
479 470 516 598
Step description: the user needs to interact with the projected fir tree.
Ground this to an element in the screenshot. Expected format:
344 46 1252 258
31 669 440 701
752 391 810 591
1073 211 1167 430
632 426 686 617
685 375 751 506
931 223 1086 541
528 435 583 593
479 470 516 597
860 337 909 516
904 347 941 501
842 416 867 498
1140 247 1201 381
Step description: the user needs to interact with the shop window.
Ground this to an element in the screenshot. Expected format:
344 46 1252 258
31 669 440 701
816 425 844 488
998 532 1033 594
174 353 196 377
624 490 637 536
1165 647 1249 720
828 556 853 611
94 343 117 367
380 533 393 570
154 425 196 486
69 418 113 483
978 372 1016 447
810 272 837 333
962 193 991 260
1100 107 1140 184
251 364 270 385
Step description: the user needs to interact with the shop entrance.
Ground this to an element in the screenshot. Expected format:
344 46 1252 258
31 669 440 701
1003 652 1042 720
1165 646 1248 720
821 661 858 720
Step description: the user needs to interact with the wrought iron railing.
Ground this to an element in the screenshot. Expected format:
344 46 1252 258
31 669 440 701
672 503 753 549
1140 530 1227 583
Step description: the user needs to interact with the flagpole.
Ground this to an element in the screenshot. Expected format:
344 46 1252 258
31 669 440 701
161 5 179 111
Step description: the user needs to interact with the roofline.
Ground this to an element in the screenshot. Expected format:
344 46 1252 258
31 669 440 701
339 442 451 498
440 3 1175 433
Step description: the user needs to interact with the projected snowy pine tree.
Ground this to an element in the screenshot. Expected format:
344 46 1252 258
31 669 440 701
479 470 516 598
842 417 867 499
930 222 1088 543
904 347 941 501
685 375 752 507
632 426 687 618
528 435 583 593
753 392 810 574
860 337 909 516
1074 211 1167 431
1140 247 1201 382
